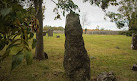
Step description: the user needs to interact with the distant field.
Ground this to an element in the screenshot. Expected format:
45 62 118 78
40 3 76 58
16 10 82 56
0 34 137 81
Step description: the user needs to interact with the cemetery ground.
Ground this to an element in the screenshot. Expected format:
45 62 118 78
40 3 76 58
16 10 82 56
0 34 137 81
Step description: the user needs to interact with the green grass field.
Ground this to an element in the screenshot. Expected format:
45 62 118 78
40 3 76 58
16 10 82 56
0 34 137 81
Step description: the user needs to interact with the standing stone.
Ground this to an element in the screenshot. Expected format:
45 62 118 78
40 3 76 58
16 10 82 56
48 29 53 37
96 72 116 81
44 52 48 59
43 31 47 36
132 64 137 71
131 33 137 50
56 35 60 38
64 13 90 81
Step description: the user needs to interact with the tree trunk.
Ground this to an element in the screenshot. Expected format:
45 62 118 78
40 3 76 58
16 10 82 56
34 0 45 60
131 33 137 50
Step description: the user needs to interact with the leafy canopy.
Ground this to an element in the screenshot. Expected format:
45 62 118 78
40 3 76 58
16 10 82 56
105 0 137 30
0 0 37 70
51 0 80 19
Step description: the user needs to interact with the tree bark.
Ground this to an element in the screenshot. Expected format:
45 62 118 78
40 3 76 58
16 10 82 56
34 0 45 60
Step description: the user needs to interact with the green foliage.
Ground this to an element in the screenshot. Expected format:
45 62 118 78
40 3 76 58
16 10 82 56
6 39 21 51
32 38 37 49
126 30 137 36
29 32 34 39
83 0 118 9
85 28 87 31
0 8 12 17
84 0 137 31
105 0 137 30
0 39 7 51
100 28 105 30
43 25 64 31
119 30 137 36
25 51 33 65
115 21 125 29
0 0 36 70
11 51 24 71
52 0 80 19
126 31 132 36
118 31 127 35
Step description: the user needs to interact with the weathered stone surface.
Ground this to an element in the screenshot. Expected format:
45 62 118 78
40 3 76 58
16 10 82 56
48 29 53 37
44 52 48 59
64 13 90 81
131 33 137 50
56 35 60 38
43 31 47 36
91 56 96 59
96 72 116 81
132 64 137 71
115 46 120 49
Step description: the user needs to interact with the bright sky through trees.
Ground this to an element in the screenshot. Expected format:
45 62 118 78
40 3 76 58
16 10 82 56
43 0 128 31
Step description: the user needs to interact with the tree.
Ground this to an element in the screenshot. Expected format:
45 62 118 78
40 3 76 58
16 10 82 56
81 13 89 34
51 0 80 18
84 0 137 49
0 0 80 70
96 25 100 30
33 0 45 60
83 0 118 10
100 27 105 31
81 13 88 28
105 0 137 29
105 0 137 49
43 25 64 31
85 28 88 34
83 0 137 31
0 0 36 70
33 0 80 60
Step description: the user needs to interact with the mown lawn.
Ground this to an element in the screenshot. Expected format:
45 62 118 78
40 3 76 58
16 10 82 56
0 34 137 81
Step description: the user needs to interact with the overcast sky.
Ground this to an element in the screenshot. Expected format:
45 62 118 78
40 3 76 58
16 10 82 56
43 0 128 31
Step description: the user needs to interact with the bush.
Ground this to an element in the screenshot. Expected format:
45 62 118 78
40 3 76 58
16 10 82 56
126 31 132 36
119 31 127 35
119 30 137 36
43 25 64 31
